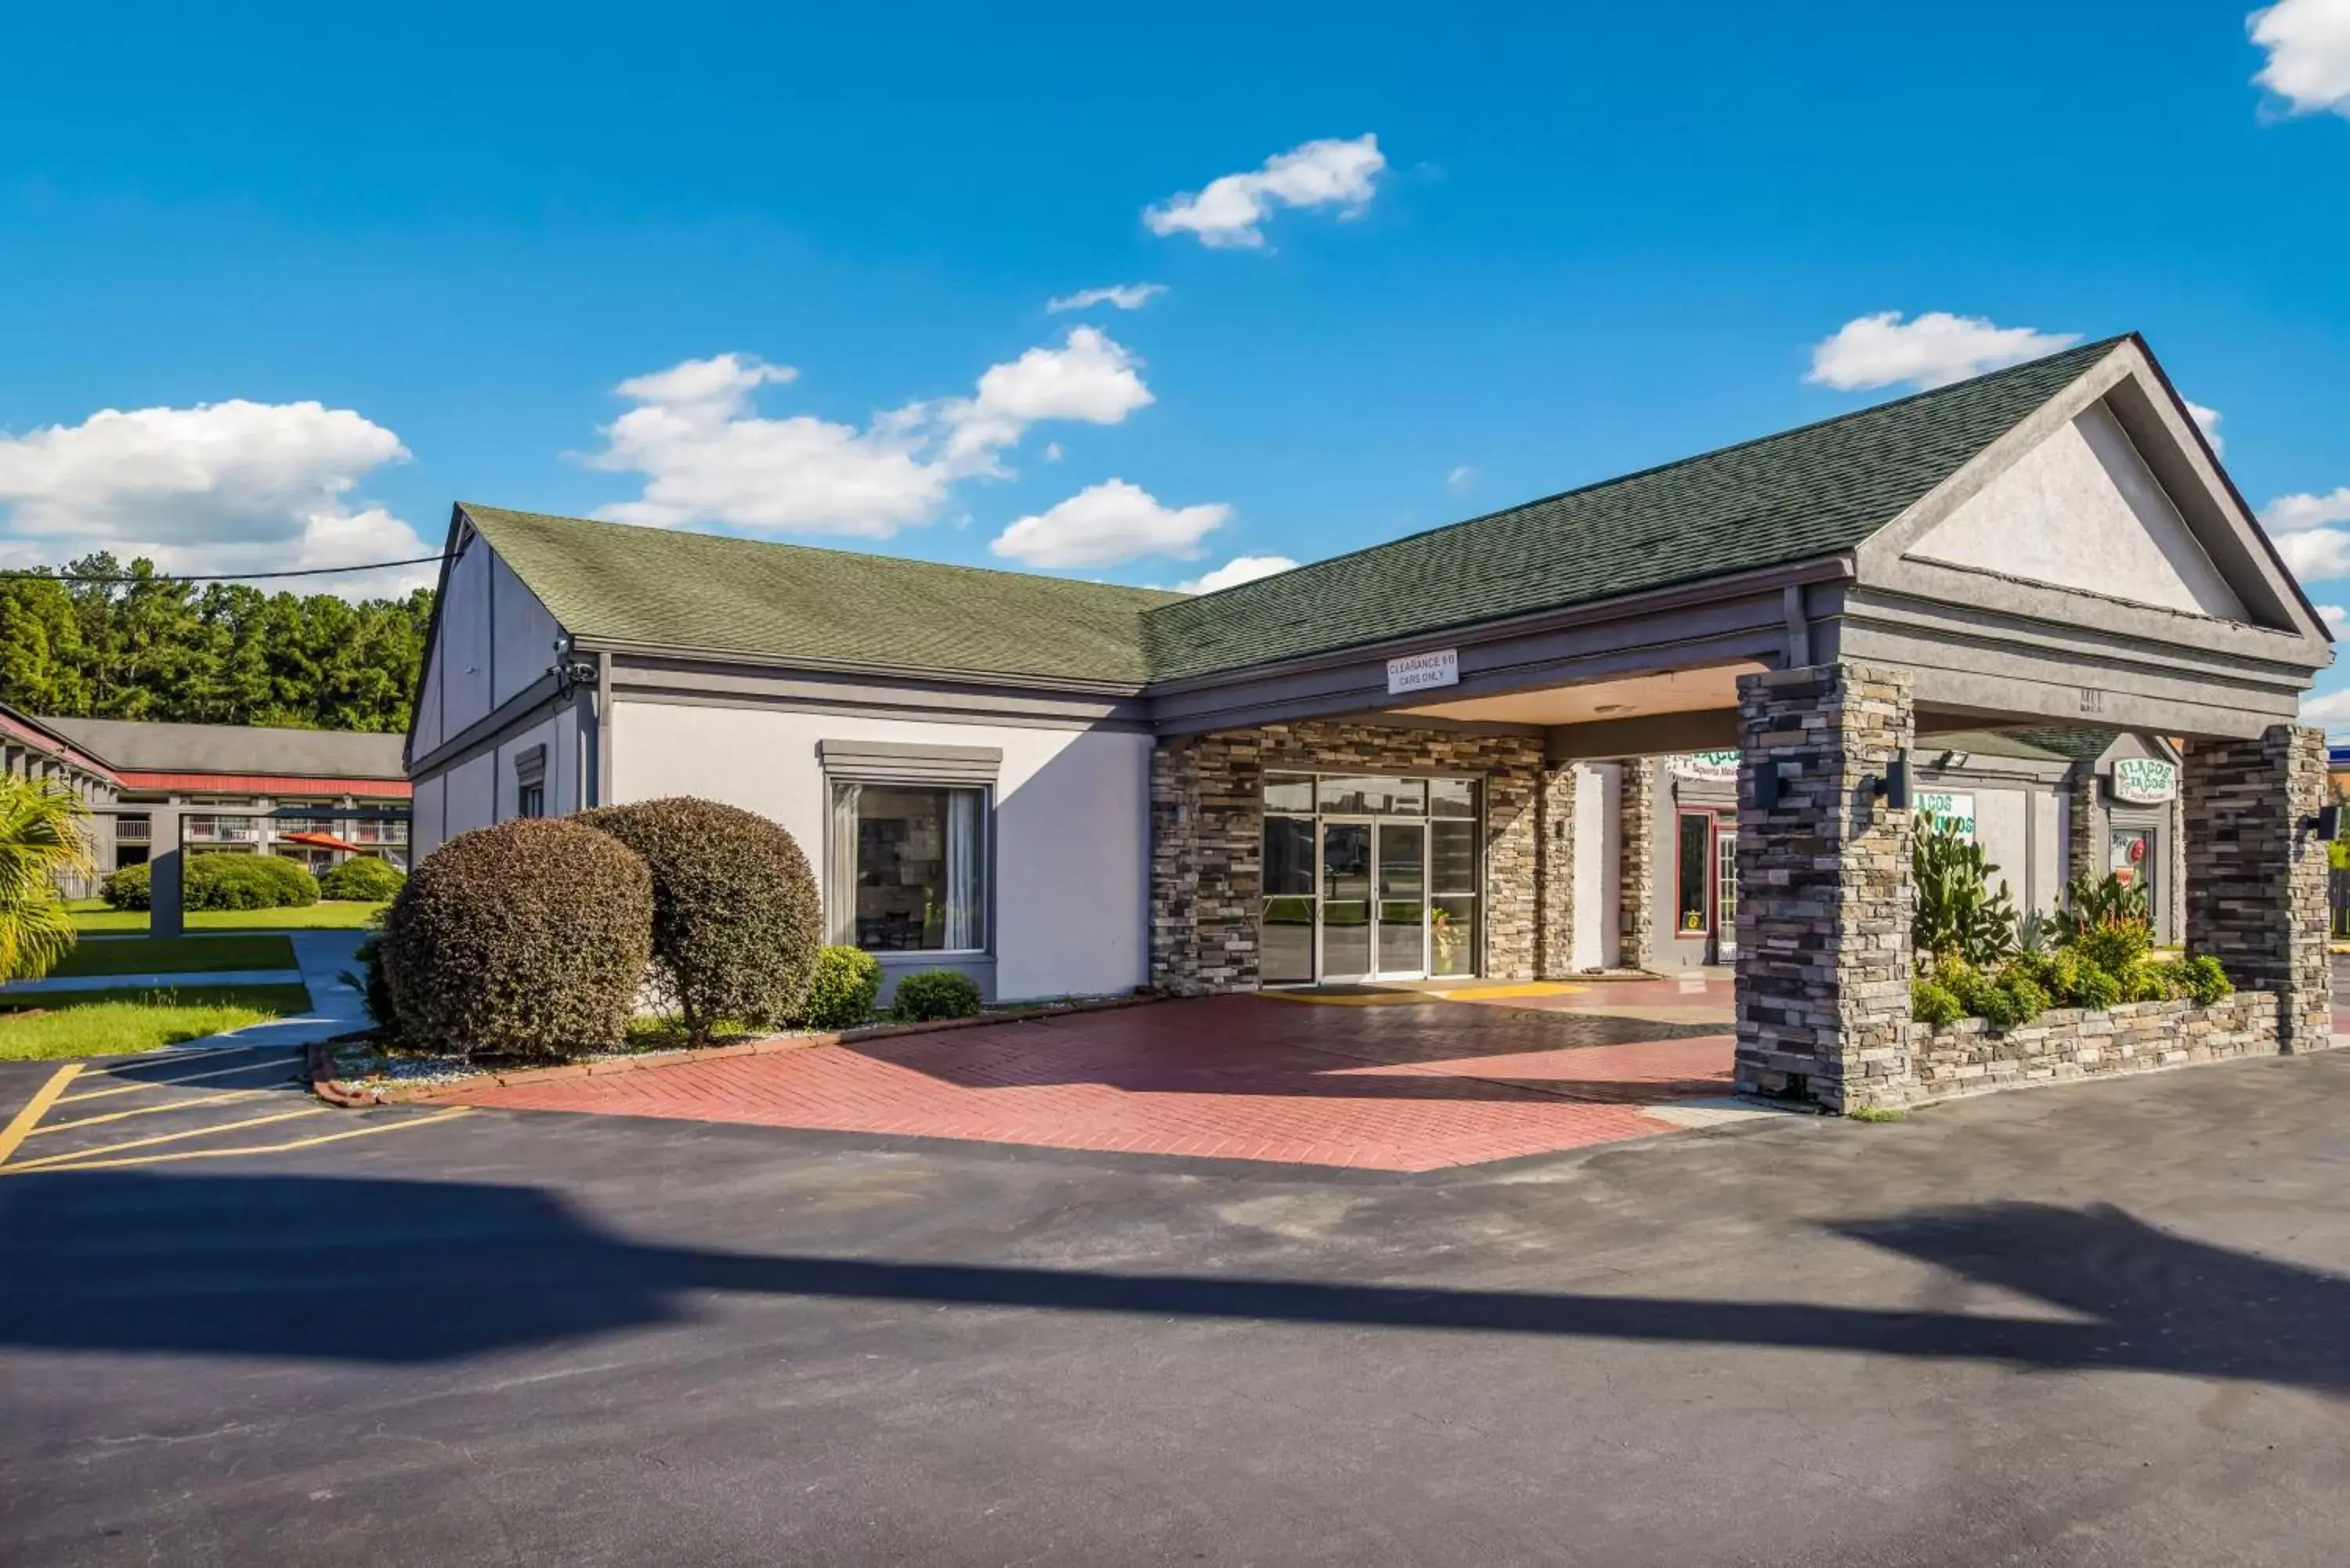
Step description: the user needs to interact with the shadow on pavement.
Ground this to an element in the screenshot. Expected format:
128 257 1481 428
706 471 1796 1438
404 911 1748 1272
5 1172 2345 1393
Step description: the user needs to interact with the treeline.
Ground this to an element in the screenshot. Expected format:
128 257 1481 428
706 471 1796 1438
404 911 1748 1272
0 555 432 733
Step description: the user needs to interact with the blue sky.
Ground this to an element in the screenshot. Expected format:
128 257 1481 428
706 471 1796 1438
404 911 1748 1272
2 3 2346 704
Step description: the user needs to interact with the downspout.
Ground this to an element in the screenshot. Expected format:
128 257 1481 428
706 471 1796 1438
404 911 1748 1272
594 649 614 807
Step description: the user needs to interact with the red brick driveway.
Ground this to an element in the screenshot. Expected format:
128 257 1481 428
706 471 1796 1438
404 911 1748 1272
445 981 1740 1172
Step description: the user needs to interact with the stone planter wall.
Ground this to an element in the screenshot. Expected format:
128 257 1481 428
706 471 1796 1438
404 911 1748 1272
1904 991 2281 1105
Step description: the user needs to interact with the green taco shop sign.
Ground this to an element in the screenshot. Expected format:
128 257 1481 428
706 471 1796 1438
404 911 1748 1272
2110 757 2178 805
1667 750 1741 783
1918 790 1976 842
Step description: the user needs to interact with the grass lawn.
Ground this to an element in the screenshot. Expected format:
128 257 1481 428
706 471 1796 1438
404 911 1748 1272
0 984 314 1060
66 899 388 934
49 933 297 977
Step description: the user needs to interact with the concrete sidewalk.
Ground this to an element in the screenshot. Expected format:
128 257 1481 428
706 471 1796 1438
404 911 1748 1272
0 931 374 1055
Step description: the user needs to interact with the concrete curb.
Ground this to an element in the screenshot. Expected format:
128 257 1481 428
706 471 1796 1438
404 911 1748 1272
308 992 1166 1107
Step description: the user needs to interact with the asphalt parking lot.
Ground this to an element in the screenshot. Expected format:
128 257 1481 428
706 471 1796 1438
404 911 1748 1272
6 1031 2350 1566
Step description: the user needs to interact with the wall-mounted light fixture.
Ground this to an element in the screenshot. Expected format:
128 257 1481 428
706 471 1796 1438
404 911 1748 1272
1871 750 1913 810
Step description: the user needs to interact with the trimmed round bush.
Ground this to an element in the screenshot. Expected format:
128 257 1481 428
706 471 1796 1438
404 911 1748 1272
381 818 653 1060
577 797 822 1037
320 855 407 901
99 853 320 911
350 932 396 1028
891 969 984 1023
795 945 880 1031
102 860 153 909
1911 979 1963 1028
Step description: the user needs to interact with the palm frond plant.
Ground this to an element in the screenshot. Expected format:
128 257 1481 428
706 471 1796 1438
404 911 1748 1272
1911 815 2019 969
0 777 94 983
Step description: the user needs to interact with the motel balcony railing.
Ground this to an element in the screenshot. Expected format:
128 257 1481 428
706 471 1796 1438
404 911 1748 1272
349 821 409 844
185 816 263 844
113 817 152 844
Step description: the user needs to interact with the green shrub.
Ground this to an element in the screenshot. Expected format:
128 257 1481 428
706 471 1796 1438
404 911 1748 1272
1999 973 2049 1024
1911 979 1963 1027
578 797 823 1040
2054 872 2152 976
319 855 406 901
380 818 653 1060
349 931 396 1028
2178 954 2233 1006
794 945 880 1030
100 853 320 911
2120 960 2177 1003
101 860 153 909
2069 959 2123 1010
1972 981 2026 1030
2038 949 2084 1007
891 969 985 1023
1911 817 2019 966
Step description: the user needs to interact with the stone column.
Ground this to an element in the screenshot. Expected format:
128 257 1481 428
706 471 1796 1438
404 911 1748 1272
2183 725 2333 1053
1535 761 1577 978
1148 735 1256 996
2066 760 2100 891
1615 761 1655 971
1733 663 1918 1112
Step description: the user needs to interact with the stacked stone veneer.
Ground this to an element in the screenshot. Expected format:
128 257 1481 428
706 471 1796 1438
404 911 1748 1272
1907 993 2281 1104
2184 725 2333 1053
1149 721 1547 995
1535 761 1577 979
1615 761 1656 972
1733 663 1915 1112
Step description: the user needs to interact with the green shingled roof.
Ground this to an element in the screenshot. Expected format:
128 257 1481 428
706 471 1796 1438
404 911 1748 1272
459 506 1184 687
1143 337 2124 681
464 338 2120 689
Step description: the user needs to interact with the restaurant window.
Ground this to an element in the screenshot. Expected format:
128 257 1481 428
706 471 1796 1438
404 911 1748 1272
1674 812 1712 937
830 782 988 952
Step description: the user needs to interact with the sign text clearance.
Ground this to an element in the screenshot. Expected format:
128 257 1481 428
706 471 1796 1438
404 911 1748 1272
1386 649 1460 695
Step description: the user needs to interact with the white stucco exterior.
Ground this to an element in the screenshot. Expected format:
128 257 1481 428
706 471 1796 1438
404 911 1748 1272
609 701 1152 1003
1907 400 2248 619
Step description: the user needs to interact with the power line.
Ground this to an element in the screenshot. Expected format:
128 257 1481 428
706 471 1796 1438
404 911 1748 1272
0 555 449 586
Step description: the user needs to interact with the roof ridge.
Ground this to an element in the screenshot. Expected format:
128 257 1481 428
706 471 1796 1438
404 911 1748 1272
1148 334 2129 616
459 503 1184 607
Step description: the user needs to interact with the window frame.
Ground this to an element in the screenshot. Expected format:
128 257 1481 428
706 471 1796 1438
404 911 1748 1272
823 775 997 958
1672 810 1715 940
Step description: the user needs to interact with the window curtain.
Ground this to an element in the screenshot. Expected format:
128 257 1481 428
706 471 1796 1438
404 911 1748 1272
829 782 861 945
945 787 985 950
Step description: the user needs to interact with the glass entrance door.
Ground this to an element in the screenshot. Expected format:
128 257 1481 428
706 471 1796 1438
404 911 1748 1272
1376 821 1428 978
1713 826 1738 963
1320 821 1373 981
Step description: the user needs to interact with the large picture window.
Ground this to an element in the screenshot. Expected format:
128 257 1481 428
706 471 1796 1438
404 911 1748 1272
830 782 987 952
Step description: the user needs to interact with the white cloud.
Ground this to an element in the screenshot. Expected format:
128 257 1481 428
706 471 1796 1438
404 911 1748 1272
2186 400 2225 457
937 327 1153 474
1176 555 1300 594
2251 0 2350 118
1806 312 2084 392
989 479 1229 569
1145 135 1386 249
1043 442 1064 462
1047 283 1167 313
2264 487 2350 583
591 331 1154 537
1446 464 1477 495
2301 686 2350 724
0 399 433 597
2316 603 2346 632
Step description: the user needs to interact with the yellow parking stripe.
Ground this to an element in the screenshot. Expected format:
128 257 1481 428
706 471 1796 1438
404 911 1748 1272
2 1107 472 1174
56 1053 297 1104
0 1106 326 1172
26 1089 269 1137
0 1065 81 1164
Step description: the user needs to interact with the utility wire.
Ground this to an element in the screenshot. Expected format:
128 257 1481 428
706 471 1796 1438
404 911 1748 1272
0 555 449 585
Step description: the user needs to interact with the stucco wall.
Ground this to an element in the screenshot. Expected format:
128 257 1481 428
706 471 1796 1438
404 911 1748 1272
609 701 1152 1003
1571 761 1620 970
1906 400 2246 618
